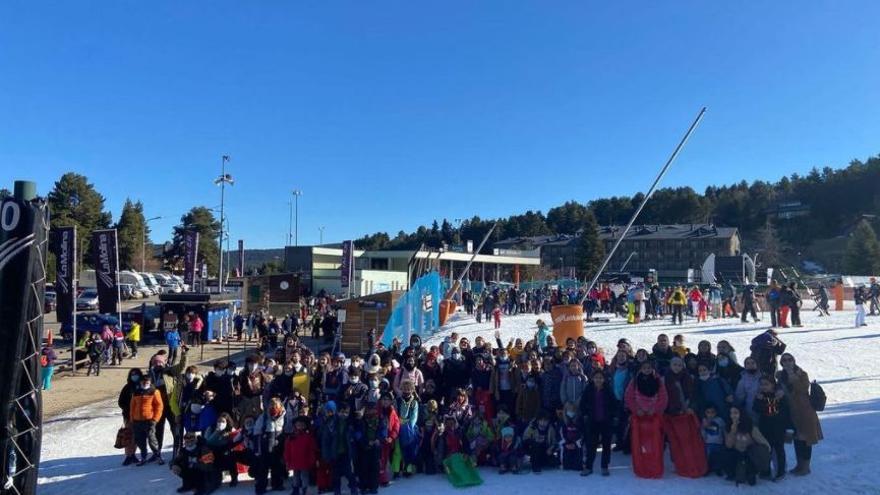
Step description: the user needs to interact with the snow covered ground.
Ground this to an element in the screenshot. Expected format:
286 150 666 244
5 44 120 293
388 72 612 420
39 309 880 495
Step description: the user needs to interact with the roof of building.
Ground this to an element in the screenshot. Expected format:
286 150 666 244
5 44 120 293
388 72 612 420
494 224 739 250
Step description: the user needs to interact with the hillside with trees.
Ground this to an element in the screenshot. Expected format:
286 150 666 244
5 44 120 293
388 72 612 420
355 155 880 274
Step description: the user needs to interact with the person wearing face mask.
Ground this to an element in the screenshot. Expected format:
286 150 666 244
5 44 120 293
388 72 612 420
203 412 237 488
394 356 424 397
470 355 495 420
735 357 762 421
253 397 288 493
377 392 401 486
695 363 734 421
580 369 617 476
776 353 822 476
129 374 164 466
343 366 369 411
237 355 269 420
171 432 217 494
558 402 583 471
396 380 421 476
118 368 144 466
515 369 542 424
624 361 668 478
560 359 588 407
663 357 708 479
716 351 744 392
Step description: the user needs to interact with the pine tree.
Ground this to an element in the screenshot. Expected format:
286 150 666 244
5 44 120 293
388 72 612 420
164 207 221 275
576 211 605 281
0 188 11 199
844 219 880 275
757 220 785 269
115 199 149 270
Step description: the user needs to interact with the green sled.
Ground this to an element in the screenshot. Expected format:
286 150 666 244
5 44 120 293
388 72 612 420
443 453 484 488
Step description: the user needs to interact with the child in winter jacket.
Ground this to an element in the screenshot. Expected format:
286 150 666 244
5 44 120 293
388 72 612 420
284 415 317 495
493 307 502 329
465 415 495 465
522 412 558 473
701 406 726 475
515 372 542 424
354 405 387 494
496 427 523 474
558 402 584 471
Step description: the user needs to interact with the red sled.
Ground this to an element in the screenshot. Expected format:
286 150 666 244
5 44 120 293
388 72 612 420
630 414 664 478
664 413 708 478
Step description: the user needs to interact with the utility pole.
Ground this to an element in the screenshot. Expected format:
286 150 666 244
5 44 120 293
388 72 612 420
214 155 234 293
143 216 161 272
292 189 303 246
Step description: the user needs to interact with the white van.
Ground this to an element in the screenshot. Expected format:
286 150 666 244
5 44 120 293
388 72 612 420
119 270 149 297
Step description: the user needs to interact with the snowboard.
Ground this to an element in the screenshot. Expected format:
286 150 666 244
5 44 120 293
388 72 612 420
664 413 708 478
630 414 664 478
443 453 484 488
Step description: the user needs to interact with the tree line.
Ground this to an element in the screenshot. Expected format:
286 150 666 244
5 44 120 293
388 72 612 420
355 156 880 275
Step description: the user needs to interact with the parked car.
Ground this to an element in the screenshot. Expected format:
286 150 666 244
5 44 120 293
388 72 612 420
140 272 161 295
44 290 57 313
119 283 139 300
75 288 99 311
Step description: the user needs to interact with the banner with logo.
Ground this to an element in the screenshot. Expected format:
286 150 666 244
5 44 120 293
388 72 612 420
237 239 244 276
341 240 353 293
53 226 76 327
91 229 120 314
183 230 199 287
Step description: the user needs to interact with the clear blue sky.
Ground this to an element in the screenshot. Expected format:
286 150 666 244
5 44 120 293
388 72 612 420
2 1 878 249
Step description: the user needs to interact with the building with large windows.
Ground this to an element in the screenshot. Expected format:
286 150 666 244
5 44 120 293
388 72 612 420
493 224 741 280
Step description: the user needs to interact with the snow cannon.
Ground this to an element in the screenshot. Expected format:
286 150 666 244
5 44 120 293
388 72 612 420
550 304 584 342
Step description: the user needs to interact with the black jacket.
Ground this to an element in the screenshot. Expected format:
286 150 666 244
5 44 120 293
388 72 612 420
578 383 617 423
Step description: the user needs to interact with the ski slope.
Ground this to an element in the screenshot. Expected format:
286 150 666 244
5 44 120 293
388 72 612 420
39 310 880 495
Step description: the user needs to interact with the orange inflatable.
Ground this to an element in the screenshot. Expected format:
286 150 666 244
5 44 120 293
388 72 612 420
439 299 456 326
550 304 584 342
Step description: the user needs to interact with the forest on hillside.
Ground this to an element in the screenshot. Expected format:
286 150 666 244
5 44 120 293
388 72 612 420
354 156 880 272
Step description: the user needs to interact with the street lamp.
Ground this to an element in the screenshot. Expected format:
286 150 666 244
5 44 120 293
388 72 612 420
318 226 325 245
214 155 234 292
292 189 303 246
143 216 162 272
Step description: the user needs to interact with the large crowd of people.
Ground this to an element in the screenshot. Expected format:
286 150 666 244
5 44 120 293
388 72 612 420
111 279 831 495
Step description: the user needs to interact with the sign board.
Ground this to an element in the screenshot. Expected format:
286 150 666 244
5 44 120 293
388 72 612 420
336 309 346 323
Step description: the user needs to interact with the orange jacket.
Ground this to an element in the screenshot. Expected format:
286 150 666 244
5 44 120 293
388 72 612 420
130 387 164 422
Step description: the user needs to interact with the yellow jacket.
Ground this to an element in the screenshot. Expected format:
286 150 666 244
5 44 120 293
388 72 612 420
292 368 311 398
127 322 141 342
667 289 687 305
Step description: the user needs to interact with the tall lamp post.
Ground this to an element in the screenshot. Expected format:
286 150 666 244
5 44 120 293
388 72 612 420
142 216 162 272
292 189 303 246
214 155 234 293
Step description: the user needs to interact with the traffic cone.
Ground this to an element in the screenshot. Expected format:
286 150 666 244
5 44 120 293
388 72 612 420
46 329 54 346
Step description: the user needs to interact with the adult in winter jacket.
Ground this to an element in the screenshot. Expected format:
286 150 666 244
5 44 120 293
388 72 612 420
740 285 759 323
129 374 164 465
540 356 564 413
776 353 822 476
579 370 617 476
625 361 669 417
664 357 695 415
734 357 762 422
171 433 219 494
118 368 144 465
750 329 787 377
695 364 733 420
753 376 790 481
254 398 288 493
667 287 687 325
559 359 589 407
651 334 676 375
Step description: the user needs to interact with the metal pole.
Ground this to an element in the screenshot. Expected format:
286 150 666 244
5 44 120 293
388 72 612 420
71 226 78 375
218 156 227 293
294 191 300 246
580 107 706 305
319 226 325 245
288 200 293 246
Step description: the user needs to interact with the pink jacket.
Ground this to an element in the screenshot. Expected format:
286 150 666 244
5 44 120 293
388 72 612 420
625 374 668 415
191 316 204 333
393 368 425 395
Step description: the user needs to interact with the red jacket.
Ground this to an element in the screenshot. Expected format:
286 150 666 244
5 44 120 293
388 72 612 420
625 374 668 416
283 431 317 470
384 406 400 442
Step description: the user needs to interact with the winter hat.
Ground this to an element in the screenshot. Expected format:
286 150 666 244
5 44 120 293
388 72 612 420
324 401 337 413
501 427 515 438
364 354 382 375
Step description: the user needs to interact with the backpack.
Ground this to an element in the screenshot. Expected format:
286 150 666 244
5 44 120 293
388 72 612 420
809 380 826 412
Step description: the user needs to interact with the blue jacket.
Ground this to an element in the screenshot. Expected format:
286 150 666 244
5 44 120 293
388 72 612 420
696 375 732 419
612 366 631 402
165 330 181 348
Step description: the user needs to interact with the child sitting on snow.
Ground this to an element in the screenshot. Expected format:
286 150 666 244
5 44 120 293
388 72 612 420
523 411 558 473
466 414 495 465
